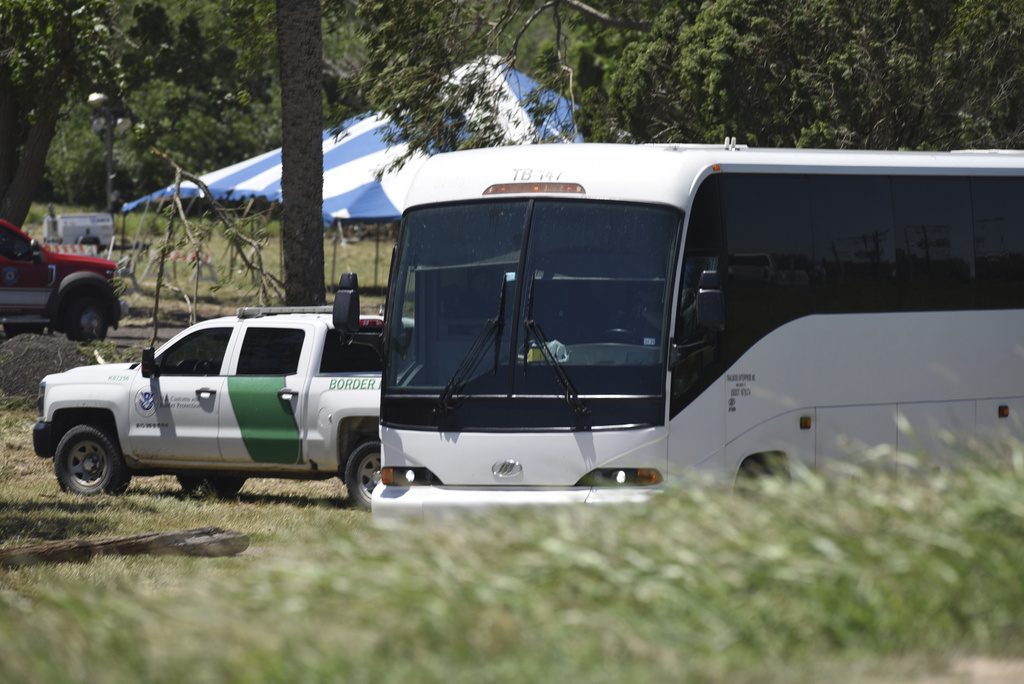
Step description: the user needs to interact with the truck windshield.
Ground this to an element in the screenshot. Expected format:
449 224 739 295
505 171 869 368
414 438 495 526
386 199 680 402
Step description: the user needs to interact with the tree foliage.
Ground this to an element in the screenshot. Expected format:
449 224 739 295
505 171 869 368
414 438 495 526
355 0 623 167
9 0 1024 232
600 0 1024 149
40 1 283 210
36 0 366 213
0 0 117 224
357 0 1024 153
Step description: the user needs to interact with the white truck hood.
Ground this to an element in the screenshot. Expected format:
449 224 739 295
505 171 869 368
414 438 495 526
43 362 136 386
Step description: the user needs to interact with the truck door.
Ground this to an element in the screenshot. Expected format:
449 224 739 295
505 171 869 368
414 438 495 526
128 326 234 460
0 222 52 314
219 323 311 466
304 328 383 469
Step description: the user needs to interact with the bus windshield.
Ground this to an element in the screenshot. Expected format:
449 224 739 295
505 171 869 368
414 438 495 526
386 199 681 404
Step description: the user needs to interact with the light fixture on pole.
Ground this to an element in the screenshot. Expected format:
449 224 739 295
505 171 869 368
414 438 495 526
87 92 133 216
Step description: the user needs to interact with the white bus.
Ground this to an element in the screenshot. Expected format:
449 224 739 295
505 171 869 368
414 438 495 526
333 143 1024 520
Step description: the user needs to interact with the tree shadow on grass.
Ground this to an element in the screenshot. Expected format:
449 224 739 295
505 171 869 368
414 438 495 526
129 476 346 509
0 497 164 545
0 500 115 544
236 491 347 509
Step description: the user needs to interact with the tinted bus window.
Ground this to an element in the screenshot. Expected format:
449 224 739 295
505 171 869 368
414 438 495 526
672 175 724 416
683 174 723 252
721 174 814 363
892 177 974 310
810 176 898 313
971 177 1024 309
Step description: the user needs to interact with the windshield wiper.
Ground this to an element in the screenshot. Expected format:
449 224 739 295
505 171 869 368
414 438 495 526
435 276 508 416
523 273 590 417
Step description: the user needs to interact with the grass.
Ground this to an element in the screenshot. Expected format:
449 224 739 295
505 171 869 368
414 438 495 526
6 203 1024 681
4 400 1024 682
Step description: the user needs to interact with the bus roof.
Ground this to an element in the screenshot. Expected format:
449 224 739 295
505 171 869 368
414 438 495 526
402 143 1024 214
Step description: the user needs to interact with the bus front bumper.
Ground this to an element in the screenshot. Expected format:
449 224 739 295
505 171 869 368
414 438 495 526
371 484 657 522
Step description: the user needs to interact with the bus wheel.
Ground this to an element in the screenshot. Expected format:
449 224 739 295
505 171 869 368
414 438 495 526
344 441 381 511
737 453 790 481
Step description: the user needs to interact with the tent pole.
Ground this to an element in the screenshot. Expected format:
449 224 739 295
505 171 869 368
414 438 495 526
374 223 381 289
330 221 339 289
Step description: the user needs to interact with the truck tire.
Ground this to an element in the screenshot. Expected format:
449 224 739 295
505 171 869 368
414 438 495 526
177 475 247 500
343 441 381 511
54 425 131 495
63 295 109 341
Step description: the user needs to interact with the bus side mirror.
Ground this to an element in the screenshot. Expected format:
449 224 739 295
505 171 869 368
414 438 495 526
697 270 725 332
334 272 384 358
333 272 360 333
141 347 159 378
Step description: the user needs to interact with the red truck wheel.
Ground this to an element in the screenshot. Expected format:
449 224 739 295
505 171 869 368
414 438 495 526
63 296 109 341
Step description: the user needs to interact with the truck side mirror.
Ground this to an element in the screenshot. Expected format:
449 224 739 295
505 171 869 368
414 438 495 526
29 239 42 264
141 347 159 378
333 272 360 333
697 270 725 332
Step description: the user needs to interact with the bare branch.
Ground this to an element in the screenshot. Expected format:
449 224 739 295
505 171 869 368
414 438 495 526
512 1 556 58
560 0 651 31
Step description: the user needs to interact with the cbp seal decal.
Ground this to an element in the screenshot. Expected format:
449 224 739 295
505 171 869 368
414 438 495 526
136 388 158 416
1 267 17 286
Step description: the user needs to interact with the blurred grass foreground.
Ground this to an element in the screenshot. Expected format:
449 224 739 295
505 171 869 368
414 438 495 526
4 443 1024 682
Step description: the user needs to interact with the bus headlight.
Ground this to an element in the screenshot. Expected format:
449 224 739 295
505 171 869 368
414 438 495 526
576 468 663 487
381 466 443 487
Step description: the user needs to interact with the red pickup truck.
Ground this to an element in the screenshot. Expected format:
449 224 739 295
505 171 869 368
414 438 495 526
0 218 126 340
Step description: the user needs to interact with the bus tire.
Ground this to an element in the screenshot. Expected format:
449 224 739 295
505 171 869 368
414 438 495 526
737 452 790 481
54 425 131 495
343 440 381 511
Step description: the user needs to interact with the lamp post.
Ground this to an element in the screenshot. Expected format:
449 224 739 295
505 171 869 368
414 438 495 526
87 93 114 215
87 92 133 216
88 93 133 249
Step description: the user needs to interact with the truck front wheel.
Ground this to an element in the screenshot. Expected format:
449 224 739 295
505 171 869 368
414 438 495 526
54 425 131 495
63 296 109 341
343 441 381 511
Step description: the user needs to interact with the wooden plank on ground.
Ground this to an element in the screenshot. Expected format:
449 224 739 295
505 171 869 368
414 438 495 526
0 527 249 568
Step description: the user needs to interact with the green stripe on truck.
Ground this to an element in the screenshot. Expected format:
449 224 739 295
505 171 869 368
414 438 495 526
226 376 303 464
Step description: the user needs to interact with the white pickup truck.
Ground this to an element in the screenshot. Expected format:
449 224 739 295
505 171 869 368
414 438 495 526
32 305 384 509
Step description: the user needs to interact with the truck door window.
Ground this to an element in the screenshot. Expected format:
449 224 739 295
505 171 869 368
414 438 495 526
235 328 306 375
319 333 381 373
0 226 30 261
159 328 232 376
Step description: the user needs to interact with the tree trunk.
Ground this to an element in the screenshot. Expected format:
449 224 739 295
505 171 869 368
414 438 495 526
0 78 18 202
0 96 60 227
0 528 250 567
276 0 326 305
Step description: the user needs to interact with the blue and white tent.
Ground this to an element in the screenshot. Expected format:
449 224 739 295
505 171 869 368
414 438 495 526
123 60 578 225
